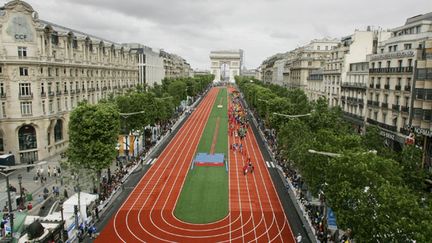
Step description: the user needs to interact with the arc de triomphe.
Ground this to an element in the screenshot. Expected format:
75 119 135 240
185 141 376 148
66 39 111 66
209 50 243 83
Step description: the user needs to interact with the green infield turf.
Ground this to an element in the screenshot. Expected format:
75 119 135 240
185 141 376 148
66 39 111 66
174 88 229 224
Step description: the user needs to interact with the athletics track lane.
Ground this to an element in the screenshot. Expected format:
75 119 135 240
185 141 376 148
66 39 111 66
96 87 295 242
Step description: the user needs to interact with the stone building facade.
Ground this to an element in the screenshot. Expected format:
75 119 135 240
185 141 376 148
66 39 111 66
160 50 192 79
0 1 139 164
366 13 432 150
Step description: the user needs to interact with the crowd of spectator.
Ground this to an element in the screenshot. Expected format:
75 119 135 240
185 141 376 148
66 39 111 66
249 103 339 242
247 99 357 242
276 158 333 242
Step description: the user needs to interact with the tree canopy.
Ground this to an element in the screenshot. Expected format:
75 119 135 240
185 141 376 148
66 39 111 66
235 75 432 241
68 102 120 172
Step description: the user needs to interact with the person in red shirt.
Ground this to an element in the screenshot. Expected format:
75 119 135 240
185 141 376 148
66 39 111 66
27 202 33 210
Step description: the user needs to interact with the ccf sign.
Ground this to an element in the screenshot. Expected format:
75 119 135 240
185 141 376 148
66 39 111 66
15 34 27 40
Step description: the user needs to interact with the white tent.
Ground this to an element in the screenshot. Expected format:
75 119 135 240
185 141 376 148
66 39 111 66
63 192 98 222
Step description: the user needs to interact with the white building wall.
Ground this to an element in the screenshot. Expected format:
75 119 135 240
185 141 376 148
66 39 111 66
273 59 285 85
144 48 165 87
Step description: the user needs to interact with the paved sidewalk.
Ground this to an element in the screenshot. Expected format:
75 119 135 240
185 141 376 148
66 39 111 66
0 155 59 207
0 153 95 213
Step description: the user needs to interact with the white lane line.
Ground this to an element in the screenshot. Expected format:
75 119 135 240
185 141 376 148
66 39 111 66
265 161 271 168
270 162 275 168
120 90 214 242
146 158 154 165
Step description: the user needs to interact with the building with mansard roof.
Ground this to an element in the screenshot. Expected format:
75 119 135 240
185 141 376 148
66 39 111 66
366 12 432 151
0 0 140 164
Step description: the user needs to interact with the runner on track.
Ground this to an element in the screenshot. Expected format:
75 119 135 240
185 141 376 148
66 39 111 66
243 165 248 175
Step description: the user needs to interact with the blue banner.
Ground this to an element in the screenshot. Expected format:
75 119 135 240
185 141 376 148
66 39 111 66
327 207 338 230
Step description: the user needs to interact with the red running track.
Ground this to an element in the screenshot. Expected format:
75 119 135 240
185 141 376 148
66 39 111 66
96 87 295 242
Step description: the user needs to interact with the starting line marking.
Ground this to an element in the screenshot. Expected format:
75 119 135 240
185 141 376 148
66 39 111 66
270 162 276 168
266 161 271 168
151 158 158 165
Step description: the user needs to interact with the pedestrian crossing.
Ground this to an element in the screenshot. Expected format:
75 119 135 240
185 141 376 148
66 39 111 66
265 161 276 168
146 157 158 165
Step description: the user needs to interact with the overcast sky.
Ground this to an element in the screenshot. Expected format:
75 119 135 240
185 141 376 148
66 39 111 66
6 0 432 69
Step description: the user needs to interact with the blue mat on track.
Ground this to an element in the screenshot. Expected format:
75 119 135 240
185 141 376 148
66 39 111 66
194 153 224 163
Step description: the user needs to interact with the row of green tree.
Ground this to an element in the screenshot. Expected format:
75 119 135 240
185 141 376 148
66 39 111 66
236 76 432 242
66 74 214 191
116 75 214 133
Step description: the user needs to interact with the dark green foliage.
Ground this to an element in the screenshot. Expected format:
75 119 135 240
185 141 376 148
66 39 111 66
68 102 120 172
235 75 431 241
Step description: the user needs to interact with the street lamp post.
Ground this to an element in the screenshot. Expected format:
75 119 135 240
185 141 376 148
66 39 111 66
308 149 341 158
5 175 13 238
307 148 378 235
59 199 65 242
273 112 312 119
75 174 81 235
132 130 140 158
0 161 47 240
308 149 377 157
18 174 23 209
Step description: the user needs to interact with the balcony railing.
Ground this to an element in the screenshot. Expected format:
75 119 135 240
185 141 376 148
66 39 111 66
40 92 46 98
373 101 380 107
343 111 364 121
70 90 75 94
395 85 401 91
375 84 381 89
56 90 62 96
367 100 372 105
369 84 374 88
19 93 33 100
384 84 390 90
48 91 55 97
381 102 389 109
404 86 411 92
369 66 413 74
367 118 398 132
0 93 6 99
400 127 410 135
401 106 409 113
392 104 400 111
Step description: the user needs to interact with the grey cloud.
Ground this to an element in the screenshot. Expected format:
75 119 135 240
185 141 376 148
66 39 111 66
270 31 298 40
66 0 230 27
9 0 432 69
